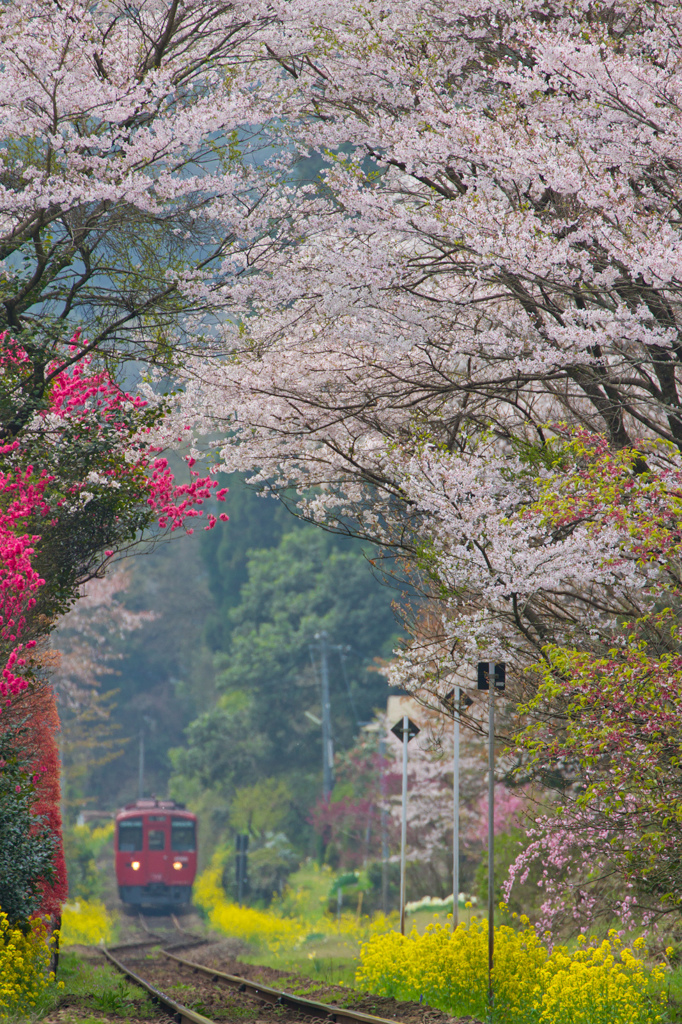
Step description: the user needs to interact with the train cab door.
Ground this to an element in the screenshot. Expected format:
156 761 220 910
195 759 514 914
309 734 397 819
117 816 144 886
146 814 169 883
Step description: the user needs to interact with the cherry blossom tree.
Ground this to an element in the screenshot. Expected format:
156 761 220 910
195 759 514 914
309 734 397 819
176 0 682 655
0 0 288 422
169 0 682 928
5 0 682 931
0 0 264 922
52 570 153 712
5 1 681 661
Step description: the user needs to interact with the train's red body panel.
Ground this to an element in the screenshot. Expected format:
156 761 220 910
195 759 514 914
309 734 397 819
115 798 197 910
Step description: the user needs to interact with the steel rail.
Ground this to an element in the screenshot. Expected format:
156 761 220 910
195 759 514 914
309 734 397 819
108 913 206 955
102 946 215 1024
160 949 398 1024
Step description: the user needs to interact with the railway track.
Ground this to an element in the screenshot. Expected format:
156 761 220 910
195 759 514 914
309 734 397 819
103 946 213 1024
108 912 208 954
102 946 399 1024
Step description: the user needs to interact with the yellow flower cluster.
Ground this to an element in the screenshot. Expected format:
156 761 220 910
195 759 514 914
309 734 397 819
0 913 58 1018
194 864 306 952
70 821 114 847
193 861 395 954
60 898 116 946
538 934 666 1024
333 911 396 942
356 917 667 1024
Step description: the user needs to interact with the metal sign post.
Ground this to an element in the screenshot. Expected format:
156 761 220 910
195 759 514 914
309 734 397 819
477 662 506 1012
442 686 472 930
400 715 409 936
391 715 420 935
379 737 390 914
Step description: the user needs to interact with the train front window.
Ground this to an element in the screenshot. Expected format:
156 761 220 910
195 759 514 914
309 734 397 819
118 818 143 852
171 819 196 852
148 829 166 851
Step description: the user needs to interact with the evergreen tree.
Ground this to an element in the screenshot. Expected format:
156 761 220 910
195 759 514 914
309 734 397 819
199 475 292 649
171 524 400 855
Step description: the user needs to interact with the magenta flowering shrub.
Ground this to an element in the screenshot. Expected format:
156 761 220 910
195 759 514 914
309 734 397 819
0 329 229 926
0 330 228 697
0 451 49 693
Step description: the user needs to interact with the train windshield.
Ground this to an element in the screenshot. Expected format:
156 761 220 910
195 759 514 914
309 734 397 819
118 818 143 851
148 829 165 850
171 819 196 851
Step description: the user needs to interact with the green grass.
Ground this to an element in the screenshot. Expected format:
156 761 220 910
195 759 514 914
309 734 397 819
661 963 682 1023
34 951 155 1021
237 941 360 991
274 862 337 924
230 862 365 989
238 874 467 995
241 951 358 987
60 1018 119 1024
231 861 447 993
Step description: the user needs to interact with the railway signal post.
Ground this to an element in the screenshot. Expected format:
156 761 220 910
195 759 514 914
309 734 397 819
477 661 506 1012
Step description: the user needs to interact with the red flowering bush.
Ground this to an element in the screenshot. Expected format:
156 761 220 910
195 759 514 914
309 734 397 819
0 330 228 923
0 329 227 697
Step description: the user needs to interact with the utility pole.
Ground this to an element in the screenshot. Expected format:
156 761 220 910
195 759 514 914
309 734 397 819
314 631 334 800
138 715 154 802
236 834 249 904
138 726 145 800
487 681 495 1007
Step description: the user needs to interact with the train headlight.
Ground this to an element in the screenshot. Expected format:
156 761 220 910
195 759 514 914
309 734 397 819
131 861 141 871
172 860 183 870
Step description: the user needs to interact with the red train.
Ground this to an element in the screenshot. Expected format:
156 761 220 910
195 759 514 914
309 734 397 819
115 798 197 910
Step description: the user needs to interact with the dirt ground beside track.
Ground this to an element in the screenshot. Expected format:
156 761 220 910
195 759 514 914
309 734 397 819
110 943 482 1024
167 943 481 1024
47 941 482 1024
42 1005 176 1024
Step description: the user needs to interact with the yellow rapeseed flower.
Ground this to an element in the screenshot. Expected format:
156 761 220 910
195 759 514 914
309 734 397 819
193 857 391 953
60 899 115 945
356 913 667 1024
0 913 54 1019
